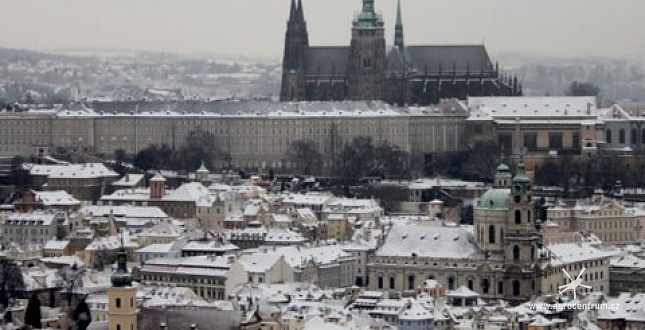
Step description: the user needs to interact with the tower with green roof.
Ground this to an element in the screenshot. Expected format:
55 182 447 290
503 159 540 301
474 159 512 254
347 0 386 101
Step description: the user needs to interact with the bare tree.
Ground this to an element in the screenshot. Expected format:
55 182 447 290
0 255 25 309
565 81 600 97
285 139 323 175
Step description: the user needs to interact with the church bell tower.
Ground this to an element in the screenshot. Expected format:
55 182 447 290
108 237 137 330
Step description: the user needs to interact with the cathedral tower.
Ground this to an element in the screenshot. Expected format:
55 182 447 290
280 0 309 101
108 238 137 330
347 0 386 100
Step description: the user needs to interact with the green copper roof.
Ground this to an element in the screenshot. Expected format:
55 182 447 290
513 161 530 183
496 162 510 173
395 0 403 27
353 0 384 29
475 188 511 210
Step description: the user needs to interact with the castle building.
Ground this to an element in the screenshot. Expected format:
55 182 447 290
108 240 137 330
280 0 521 105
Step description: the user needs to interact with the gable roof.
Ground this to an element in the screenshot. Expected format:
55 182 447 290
306 47 350 75
376 223 483 259
405 45 494 75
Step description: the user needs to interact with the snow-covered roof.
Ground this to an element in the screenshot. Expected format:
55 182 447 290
376 223 483 259
29 163 119 179
164 182 210 201
611 254 645 269
3 211 61 226
112 174 145 187
408 177 486 190
136 243 176 254
296 208 317 221
467 96 599 119
448 286 479 298
283 192 333 206
28 190 80 206
265 228 307 244
271 213 292 223
547 242 616 265
141 255 232 277
399 301 434 321
258 244 354 269
44 239 70 250
86 232 138 251
182 240 239 253
41 255 84 267
235 253 283 273
598 292 645 321
81 205 168 219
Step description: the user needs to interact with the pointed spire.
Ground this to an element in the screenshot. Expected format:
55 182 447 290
396 0 403 26
289 0 297 22
296 0 305 22
394 0 405 50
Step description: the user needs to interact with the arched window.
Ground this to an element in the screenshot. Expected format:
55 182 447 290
378 276 383 289
488 225 496 244
513 280 521 296
498 281 504 295
481 279 490 294
448 277 455 290
115 298 121 308
408 275 415 290
531 246 535 260
642 129 645 144
389 276 395 289
632 128 638 144
527 210 532 223
515 210 521 224
606 129 612 143
513 245 520 261
619 129 626 144
117 325 121 330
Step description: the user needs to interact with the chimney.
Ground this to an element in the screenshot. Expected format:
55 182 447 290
150 173 166 199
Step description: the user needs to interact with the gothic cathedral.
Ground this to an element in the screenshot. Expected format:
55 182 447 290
280 0 522 105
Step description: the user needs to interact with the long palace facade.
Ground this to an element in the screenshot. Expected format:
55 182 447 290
0 100 468 170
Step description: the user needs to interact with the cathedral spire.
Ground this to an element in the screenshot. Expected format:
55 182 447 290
394 0 404 50
289 0 297 22
296 0 305 22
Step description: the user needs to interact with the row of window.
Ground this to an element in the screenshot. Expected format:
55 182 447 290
606 128 645 145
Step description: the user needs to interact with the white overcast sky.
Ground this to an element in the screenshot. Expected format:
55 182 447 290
1 0 644 59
